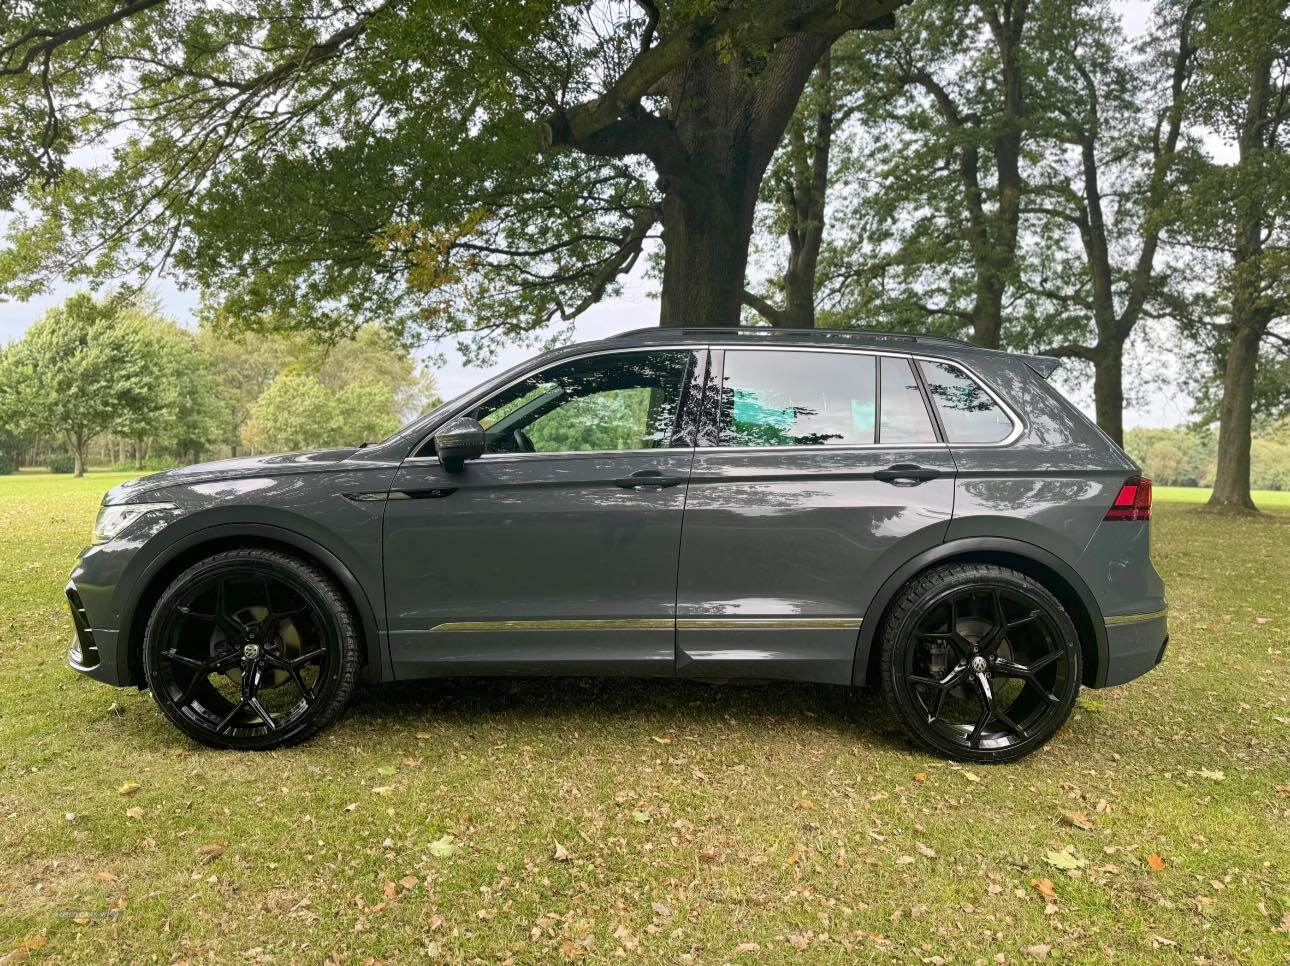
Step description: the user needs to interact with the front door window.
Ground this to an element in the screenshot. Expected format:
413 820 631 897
470 350 696 455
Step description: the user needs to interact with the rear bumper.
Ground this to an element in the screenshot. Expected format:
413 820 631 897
1096 608 1168 687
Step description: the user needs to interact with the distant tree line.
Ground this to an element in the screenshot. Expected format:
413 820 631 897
1125 422 1290 490
0 293 438 477
0 1 1286 508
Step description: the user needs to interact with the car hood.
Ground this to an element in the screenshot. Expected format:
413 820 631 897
104 448 361 504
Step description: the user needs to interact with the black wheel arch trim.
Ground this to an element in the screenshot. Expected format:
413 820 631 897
851 536 1109 689
116 522 389 688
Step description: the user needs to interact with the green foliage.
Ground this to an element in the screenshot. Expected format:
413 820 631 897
241 372 402 453
46 453 75 474
1123 422 1290 491
0 292 158 474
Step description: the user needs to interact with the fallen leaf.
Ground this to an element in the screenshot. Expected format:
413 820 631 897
734 942 761 953
1198 768 1225 782
650 736 672 745
125 807 144 820
196 842 226 865
651 901 672 918
400 875 418 890
914 772 927 782
552 841 570 862
1147 852 1166 871
916 842 936 859
631 810 650 824
377 765 397 777
1062 810 1094 831
962 771 981 783
794 799 814 811
93 871 117 882
1022 943 1052 960
371 786 394 796
1031 877 1057 902
429 834 459 859
117 781 141 797
1044 850 1086 871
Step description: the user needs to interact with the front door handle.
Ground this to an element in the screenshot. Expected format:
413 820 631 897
615 470 684 490
873 463 941 486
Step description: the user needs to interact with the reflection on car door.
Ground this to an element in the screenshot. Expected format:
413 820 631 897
383 348 706 679
675 349 958 684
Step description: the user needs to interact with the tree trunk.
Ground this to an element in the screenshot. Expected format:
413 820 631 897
71 433 85 478
1092 345 1124 447
659 174 758 326
1208 47 1274 513
1208 323 1262 510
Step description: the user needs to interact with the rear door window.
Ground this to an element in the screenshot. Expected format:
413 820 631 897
879 356 938 444
917 360 1014 443
718 350 876 447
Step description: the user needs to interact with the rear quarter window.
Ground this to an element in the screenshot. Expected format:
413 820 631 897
917 360 1015 444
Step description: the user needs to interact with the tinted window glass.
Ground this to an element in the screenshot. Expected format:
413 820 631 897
917 360 1014 443
472 351 693 454
718 351 876 447
880 357 937 444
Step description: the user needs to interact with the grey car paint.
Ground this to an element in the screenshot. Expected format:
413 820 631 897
66 327 1166 696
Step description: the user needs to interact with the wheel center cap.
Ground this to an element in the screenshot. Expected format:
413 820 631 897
971 656 988 673
242 643 260 661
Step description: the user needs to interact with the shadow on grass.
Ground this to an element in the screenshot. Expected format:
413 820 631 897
344 675 910 751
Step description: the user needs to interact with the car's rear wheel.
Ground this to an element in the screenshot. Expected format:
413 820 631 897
142 548 359 750
879 563 1081 764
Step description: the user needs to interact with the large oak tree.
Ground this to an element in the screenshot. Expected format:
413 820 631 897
0 0 903 354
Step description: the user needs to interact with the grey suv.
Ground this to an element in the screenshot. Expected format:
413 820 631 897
67 327 1167 763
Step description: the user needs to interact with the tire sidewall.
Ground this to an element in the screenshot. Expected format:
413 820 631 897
881 565 1082 764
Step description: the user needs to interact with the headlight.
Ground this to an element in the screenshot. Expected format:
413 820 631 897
91 502 175 545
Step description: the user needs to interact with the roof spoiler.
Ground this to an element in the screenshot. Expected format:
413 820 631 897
1022 354 1061 379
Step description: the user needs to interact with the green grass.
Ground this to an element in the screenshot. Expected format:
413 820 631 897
1154 485 1290 509
1 473 1288 964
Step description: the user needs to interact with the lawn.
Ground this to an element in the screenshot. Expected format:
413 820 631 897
1154 485 1290 510
1 473 1287 964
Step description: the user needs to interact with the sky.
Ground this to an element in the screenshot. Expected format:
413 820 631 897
0 0 1195 429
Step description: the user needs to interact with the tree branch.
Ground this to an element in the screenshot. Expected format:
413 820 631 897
539 0 903 153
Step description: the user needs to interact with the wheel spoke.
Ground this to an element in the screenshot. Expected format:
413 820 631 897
287 665 316 704
216 699 247 733
994 706 1029 740
1007 609 1042 630
965 671 996 748
291 647 327 668
248 697 277 732
993 657 1061 704
162 649 207 670
978 591 1009 657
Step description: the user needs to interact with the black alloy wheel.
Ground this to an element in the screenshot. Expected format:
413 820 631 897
143 548 360 750
879 563 1081 763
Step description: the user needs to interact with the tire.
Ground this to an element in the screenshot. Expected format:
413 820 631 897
878 563 1081 764
142 548 360 750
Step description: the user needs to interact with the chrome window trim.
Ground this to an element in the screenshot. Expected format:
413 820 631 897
406 342 1024 462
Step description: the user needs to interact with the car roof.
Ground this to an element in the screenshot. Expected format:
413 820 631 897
608 325 975 352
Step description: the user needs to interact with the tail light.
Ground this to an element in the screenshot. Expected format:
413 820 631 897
1105 476 1152 521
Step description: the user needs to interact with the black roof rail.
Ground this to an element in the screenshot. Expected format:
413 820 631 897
609 325 975 348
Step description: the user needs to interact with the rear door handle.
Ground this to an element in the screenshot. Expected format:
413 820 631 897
873 463 941 486
615 470 684 490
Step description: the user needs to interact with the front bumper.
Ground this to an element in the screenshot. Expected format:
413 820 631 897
1098 608 1168 687
66 581 130 686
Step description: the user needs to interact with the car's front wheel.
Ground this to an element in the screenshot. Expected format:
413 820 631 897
142 548 359 750
879 563 1081 764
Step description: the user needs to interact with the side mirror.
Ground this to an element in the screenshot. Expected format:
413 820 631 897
433 416 485 472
